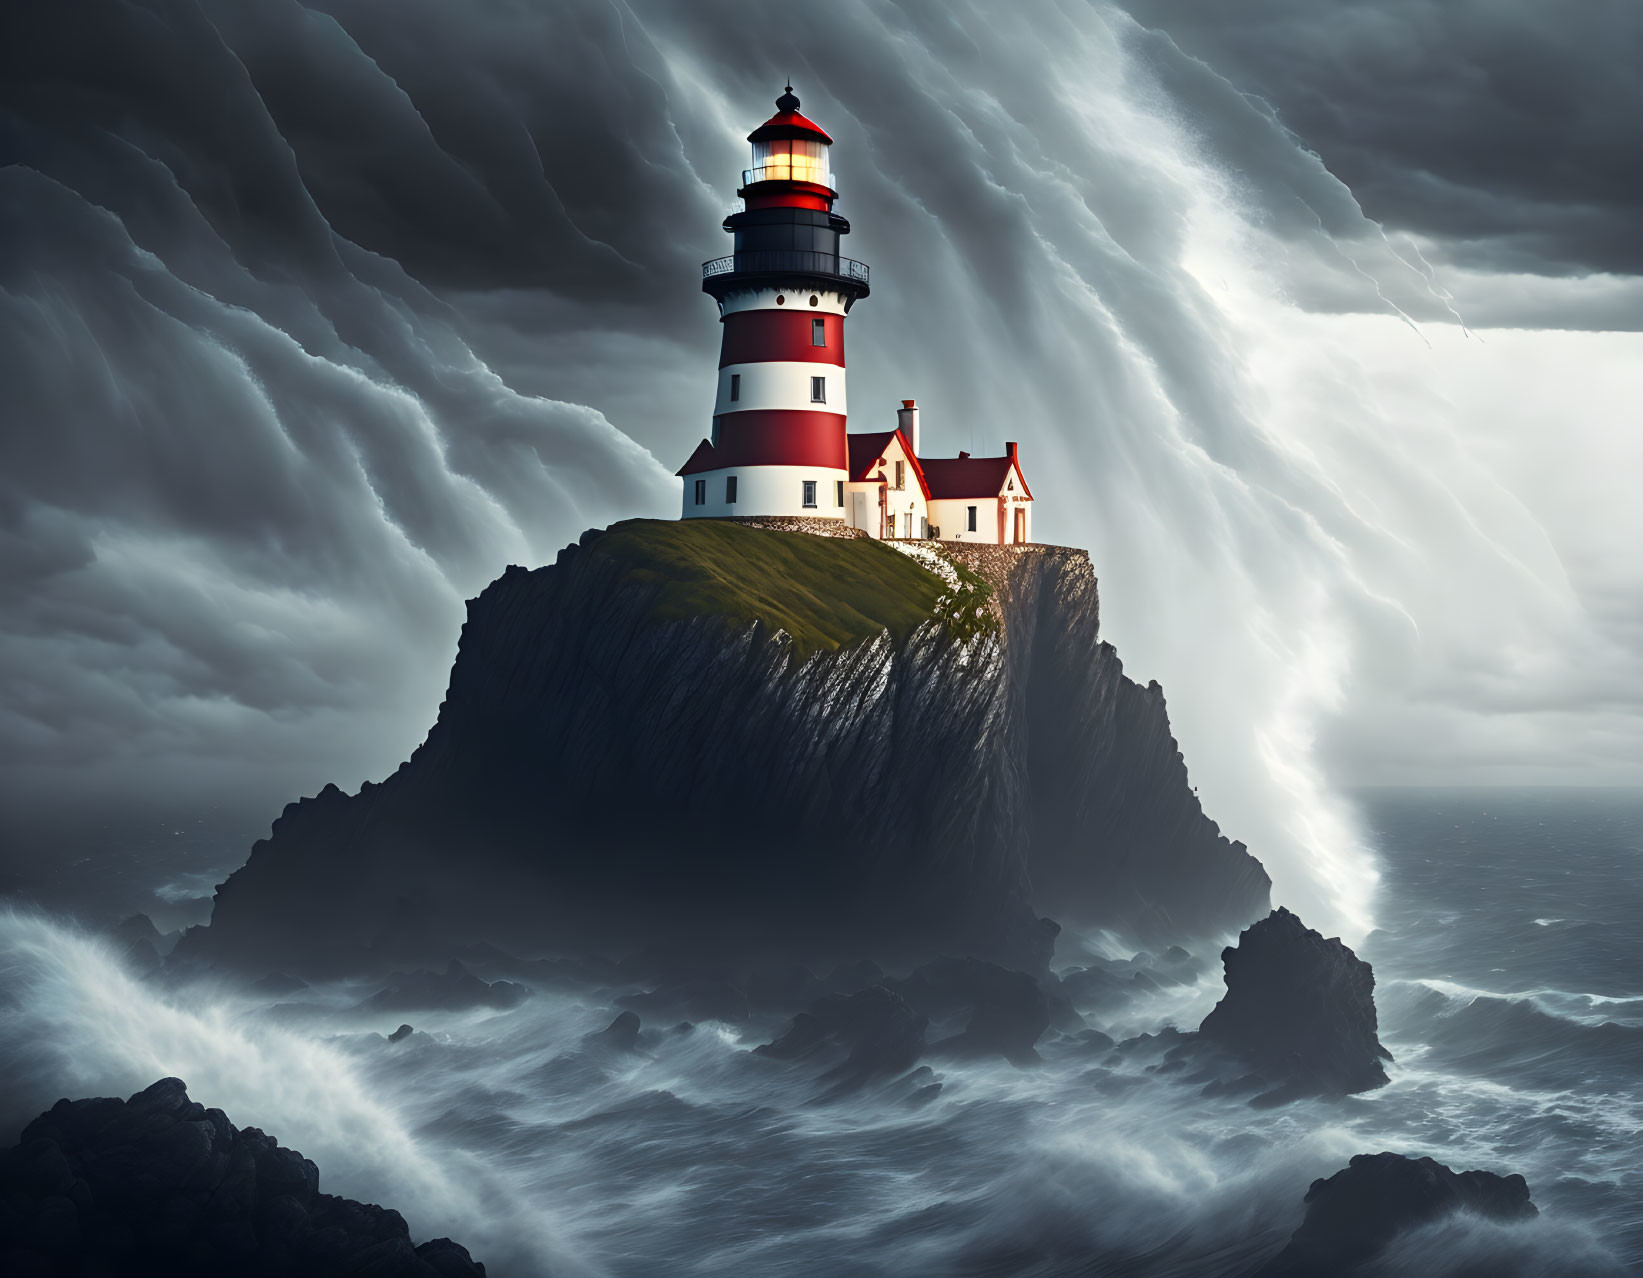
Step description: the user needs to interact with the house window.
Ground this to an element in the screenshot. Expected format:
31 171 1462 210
729 373 740 402
812 317 826 347
694 479 706 506
835 480 844 507
966 505 977 532
726 475 737 504
802 480 817 508
888 512 897 539
810 376 826 403
920 515 929 539
894 460 905 490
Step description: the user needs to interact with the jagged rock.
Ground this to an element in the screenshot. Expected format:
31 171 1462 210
177 525 1268 975
388 1024 414 1043
359 960 530 1013
888 957 1051 1066
1197 908 1391 1098
756 987 927 1089
0 1078 485 1276
1256 1152 1537 1276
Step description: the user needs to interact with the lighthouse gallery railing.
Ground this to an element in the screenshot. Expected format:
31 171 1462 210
702 252 869 286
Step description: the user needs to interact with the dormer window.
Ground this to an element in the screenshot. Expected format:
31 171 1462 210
894 460 905 491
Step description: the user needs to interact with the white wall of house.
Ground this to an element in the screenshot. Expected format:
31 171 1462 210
843 481 881 536
928 494 1033 543
929 497 991 542
846 433 928 539
681 466 849 520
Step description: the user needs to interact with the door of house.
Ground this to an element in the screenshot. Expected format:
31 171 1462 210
1013 507 1026 544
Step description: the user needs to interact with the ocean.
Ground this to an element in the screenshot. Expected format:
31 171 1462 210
1 786 1638 1276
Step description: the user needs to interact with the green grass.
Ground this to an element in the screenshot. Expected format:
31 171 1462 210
586 519 948 663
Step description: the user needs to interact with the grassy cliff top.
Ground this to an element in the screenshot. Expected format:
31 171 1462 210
585 519 947 662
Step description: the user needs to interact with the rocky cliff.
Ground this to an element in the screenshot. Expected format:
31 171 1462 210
0 1078 486 1277
182 520 1268 974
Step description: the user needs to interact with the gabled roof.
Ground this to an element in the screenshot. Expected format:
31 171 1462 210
676 439 719 477
921 446 1033 501
847 429 930 499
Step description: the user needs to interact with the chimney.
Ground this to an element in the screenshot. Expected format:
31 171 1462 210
958 450 970 460
897 399 920 455
1005 441 1018 465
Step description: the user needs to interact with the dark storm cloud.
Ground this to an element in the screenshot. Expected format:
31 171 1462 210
1124 0 1643 279
1 0 1635 930
0 0 677 860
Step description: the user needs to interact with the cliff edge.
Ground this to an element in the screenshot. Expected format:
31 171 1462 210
181 521 1268 973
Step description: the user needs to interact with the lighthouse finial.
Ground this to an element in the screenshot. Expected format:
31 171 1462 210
776 82 800 113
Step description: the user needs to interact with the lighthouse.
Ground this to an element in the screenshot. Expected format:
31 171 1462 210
677 86 869 520
676 87 1037 544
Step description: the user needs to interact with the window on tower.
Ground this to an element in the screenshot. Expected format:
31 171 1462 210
811 318 826 347
729 373 740 402
811 376 826 403
726 475 738 504
835 480 844 507
802 480 817 508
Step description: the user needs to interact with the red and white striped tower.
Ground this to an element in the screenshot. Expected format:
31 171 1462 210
678 86 870 520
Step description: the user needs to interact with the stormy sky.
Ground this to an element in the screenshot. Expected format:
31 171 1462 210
1 0 1638 935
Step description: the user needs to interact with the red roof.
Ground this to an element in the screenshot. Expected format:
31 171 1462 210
675 439 718 477
748 109 834 145
921 445 1033 501
847 429 930 499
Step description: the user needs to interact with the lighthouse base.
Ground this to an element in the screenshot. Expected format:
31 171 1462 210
681 465 847 521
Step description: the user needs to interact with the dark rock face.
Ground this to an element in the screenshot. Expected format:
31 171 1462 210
1198 908 1392 1097
756 987 928 1091
1257 1152 1537 1276
0 1078 485 1277
887 956 1052 1066
179 528 1268 974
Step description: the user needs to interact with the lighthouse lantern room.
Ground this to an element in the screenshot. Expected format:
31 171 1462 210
677 87 1036 544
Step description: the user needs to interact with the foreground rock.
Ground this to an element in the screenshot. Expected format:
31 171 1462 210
757 987 927 1092
1198 908 1391 1099
0 1078 485 1277
1256 1152 1537 1276
177 521 1268 975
